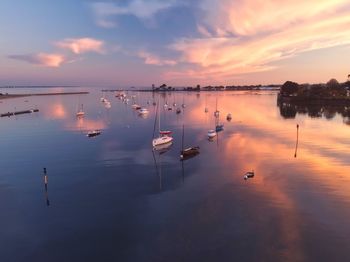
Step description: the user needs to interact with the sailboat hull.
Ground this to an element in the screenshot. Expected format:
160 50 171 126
180 147 200 159
208 130 217 138
152 136 173 147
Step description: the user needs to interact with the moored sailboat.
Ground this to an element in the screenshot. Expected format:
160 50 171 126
208 129 217 138
153 98 173 148
180 125 199 160
76 104 85 117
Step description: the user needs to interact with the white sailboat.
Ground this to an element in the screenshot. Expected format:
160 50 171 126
204 94 208 113
208 129 217 138
214 95 219 117
76 104 85 117
182 93 186 108
153 98 173 148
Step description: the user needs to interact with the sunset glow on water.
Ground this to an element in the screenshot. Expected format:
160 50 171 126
1 89 350 261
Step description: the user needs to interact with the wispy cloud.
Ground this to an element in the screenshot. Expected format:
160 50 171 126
8 53 65 67
137 51 176 66
91 0 183 28
55 37 105 54
165 0 350 81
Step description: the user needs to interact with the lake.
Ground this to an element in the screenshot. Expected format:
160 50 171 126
1 87 350 262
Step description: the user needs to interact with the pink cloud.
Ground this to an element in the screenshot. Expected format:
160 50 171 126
138 51 176 66
8 53 65 67
165 0 350 81
56 38 105 54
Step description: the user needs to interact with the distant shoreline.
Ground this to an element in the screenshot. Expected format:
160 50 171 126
102 87 281 92
0 91 89 100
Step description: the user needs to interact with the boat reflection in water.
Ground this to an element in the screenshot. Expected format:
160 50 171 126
153 142 172 154
152 142 173 191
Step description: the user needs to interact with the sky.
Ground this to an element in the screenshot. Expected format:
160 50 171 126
1 0 350 87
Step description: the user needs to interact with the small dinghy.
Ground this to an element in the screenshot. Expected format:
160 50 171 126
244 171 255 180
87 130 101 137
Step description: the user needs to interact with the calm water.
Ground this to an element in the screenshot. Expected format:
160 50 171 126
1 88 350 262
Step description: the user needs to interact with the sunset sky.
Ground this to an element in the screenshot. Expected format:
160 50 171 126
1 0 350 87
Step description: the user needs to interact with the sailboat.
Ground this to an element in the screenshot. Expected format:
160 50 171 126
214 94 223 131
182 93 186 108
76 104 85 117
214 95 219 117
100 91 107 102
204 94 208 113
207 129 217 138
180 125 199 160
215 114 224 132
153 98 173 148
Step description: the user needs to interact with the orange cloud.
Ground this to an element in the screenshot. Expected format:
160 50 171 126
56 37 105 54
8 53 65 67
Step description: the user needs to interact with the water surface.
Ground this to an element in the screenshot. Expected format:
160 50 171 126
1 88 350 261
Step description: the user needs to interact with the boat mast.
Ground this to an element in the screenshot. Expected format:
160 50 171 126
152 101 158 139
182 124 185 151
158 95 160 133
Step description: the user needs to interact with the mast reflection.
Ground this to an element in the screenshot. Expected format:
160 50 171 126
43 168 50 206
152 142 172 191
294 124 299 158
